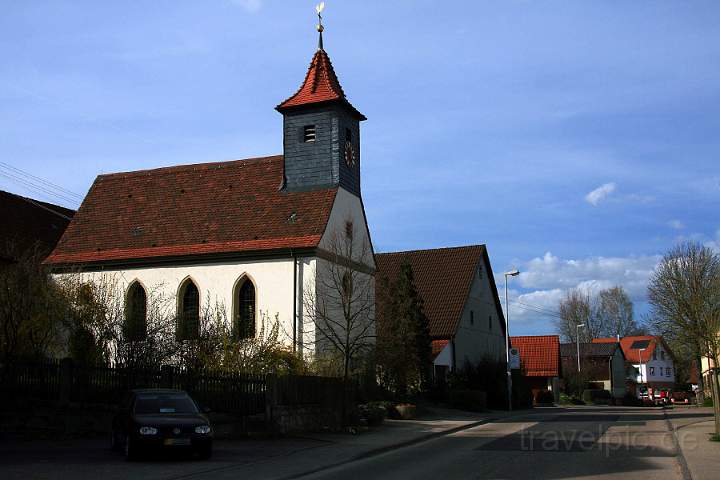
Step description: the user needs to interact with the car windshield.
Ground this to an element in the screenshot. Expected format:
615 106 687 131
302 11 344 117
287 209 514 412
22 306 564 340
133 393 199 415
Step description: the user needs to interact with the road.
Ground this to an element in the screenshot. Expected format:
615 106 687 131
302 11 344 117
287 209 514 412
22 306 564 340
0 407 686 480
298 407 684 480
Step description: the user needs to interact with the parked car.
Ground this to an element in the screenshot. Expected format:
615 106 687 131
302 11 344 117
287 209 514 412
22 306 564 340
671 391 690 404
111 389 213 460
653 387 672 405
671 385 695 405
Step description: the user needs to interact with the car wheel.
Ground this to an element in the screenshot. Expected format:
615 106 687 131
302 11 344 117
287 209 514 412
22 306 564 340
125 435 137 461
197 445 212 460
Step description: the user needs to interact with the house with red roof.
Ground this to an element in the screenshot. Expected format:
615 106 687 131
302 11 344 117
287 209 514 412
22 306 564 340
593 336 675 390
1 190 74 265
44 26 375 356
510 336 561 403
376 246 507 379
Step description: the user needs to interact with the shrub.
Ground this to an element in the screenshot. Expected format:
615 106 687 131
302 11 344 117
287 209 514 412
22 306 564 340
582 389 612 405
535 390 555 405
703 396 714 407
448 389 487 412
621 392 643 407
512 371 533 409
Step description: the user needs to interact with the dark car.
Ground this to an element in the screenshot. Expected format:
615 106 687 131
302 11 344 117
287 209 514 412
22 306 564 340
111 389 213 460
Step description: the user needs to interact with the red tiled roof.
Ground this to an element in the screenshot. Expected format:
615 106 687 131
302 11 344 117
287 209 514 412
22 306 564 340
44 156 337 266
431 339 449 360
276 48 365 120
593 336 667 363
376 245 505 339
511 335 560 377
0 190 75 261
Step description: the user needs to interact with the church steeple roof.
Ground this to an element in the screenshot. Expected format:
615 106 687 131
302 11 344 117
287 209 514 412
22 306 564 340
276 28 365 120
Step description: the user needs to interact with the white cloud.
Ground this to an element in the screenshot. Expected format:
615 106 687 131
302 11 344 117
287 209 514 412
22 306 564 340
668 219 685 230
518 251 659 298
585 182 616 206
229 0 263 12
706 229 720 253
499 251 662 331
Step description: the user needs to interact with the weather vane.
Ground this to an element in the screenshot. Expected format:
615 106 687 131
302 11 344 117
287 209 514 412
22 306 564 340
316 2 325 50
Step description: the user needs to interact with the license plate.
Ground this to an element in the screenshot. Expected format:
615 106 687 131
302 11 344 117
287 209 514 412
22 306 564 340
164 438 191 446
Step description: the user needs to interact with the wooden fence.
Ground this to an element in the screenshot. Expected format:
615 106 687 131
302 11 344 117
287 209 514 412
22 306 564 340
1 359 266 416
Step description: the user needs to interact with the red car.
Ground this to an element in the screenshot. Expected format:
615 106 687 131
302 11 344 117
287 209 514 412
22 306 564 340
671 390 692 405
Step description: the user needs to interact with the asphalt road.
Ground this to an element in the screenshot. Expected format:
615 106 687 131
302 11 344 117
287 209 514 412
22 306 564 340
0 407 685 480
298 407 684 480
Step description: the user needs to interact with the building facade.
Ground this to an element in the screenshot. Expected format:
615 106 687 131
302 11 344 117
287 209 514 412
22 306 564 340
594 336 676 389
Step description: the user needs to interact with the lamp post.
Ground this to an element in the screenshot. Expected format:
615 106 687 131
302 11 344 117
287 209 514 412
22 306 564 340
504 269 520 411
576 323 586 373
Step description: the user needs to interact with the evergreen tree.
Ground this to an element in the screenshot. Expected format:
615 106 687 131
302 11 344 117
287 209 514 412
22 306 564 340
377 261 432 397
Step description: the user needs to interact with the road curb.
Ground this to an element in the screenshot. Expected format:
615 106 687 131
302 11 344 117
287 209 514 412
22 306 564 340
663 410 694 480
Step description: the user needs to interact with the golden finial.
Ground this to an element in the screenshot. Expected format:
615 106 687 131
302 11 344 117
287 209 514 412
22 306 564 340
316 2 325 50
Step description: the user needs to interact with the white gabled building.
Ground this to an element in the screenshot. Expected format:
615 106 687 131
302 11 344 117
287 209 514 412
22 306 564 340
44 28 375 358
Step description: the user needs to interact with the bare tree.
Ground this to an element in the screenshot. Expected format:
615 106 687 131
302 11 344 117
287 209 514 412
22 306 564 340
595 286 638 339
557 289 600 343
302 218 375 386
648 242 720 436
58 274 180 369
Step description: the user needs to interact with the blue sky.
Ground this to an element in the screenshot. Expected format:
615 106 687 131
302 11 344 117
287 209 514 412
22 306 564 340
1 1 719 335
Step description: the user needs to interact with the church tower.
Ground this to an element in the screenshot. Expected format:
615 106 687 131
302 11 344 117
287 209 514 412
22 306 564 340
276 8 366 197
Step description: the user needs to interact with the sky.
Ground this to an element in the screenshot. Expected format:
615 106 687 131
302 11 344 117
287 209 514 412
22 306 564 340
1 1 719 336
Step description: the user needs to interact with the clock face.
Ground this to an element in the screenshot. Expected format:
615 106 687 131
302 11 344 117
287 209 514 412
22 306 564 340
344 141 356 167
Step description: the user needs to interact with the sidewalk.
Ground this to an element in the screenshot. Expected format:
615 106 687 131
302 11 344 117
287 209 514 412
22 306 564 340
665 407 720 480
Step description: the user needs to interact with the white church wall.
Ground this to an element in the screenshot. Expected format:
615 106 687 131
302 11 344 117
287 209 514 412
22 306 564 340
54 256 318 350
303 257 376 359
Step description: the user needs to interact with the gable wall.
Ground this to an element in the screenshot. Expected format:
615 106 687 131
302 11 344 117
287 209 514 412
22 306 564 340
320 187 375 270
452 265 506 367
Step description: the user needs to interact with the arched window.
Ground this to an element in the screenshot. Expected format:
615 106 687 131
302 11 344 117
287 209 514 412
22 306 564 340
125 282 147 341
234 279 256 339
177 279 200 340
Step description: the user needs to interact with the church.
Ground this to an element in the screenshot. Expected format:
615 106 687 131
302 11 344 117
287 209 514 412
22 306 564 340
45 21 375 357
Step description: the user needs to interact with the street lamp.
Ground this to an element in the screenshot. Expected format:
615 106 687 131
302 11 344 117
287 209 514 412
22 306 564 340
576 323 586 373
504 269 520 411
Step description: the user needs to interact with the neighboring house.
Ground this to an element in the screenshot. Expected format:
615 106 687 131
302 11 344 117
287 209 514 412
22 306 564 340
375 245 507 379
44 33 375 357
593 336 676 389
701 332 719 393
560 342 627 398
510 335 561 403
0 190 74 264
